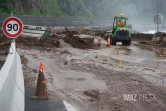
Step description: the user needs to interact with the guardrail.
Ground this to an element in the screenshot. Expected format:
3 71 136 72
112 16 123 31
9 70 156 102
87 25 132 32
0 41 24 111
132 24 166 27
22 25 51 38
23 25 47 34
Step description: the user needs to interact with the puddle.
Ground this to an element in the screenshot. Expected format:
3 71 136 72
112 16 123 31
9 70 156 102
135 45 166 59
95 45 166 68
154 48 166 58
115 45 166 59
95 55 131 68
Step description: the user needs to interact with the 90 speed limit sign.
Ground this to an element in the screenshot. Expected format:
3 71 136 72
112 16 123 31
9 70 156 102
2 17 23 38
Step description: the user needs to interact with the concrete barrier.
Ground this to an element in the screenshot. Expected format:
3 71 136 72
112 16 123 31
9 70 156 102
0 41 24 111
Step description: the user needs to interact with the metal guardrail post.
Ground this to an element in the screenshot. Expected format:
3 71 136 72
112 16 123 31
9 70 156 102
42 27 51 39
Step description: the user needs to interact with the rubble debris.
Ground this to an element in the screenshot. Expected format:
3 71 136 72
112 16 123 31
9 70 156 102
64 35 94 49
45 48 52 51
139 41 149 45
153 32 166 42
51 33 61 40
0 34 11 49
60 27 95 49
135 32 166 48
131 33 153 41
20 55 28 66
83 90 100 99
59 50 71 54
55 27 79 36
161 41 166 47
0 59 5 69
38 38 60 47
0 27 94 49
0 50 8 55
0 34 60 48
32 69 38 73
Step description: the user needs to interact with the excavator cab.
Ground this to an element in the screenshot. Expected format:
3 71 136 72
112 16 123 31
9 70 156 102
110 14 131 45
112 14 127 33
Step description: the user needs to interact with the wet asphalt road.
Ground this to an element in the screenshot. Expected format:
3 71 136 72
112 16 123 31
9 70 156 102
25 87 67 111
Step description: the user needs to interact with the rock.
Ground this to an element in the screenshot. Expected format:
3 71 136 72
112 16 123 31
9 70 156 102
64 35 94 49
83 90 100 99
64 60 68 65
60 50 71 54
152 35 160 42
56 52 60 54
51 33 61 40
52 40 60 47
32 69 38 73
32 54 38 58
20 56 28 65
163 37 166 41
45 48 52 51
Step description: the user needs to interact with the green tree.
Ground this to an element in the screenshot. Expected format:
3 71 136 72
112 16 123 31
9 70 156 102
0 0 10 13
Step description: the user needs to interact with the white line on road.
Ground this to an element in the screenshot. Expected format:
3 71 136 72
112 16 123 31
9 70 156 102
63 101 80 111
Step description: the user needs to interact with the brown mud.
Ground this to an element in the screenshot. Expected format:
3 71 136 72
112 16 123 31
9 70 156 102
1 30 166 111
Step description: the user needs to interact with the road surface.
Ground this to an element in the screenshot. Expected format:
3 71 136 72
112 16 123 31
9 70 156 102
17 36 166 111
1 33 166 111
25 87 68 111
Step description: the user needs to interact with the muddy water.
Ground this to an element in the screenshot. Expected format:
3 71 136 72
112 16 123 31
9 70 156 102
93 36 166 68
94 42 166 68
130 47 165 67
19 38 166 111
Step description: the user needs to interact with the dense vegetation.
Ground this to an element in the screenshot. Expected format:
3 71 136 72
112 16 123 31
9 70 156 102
0 0 166 20
0 0 10 13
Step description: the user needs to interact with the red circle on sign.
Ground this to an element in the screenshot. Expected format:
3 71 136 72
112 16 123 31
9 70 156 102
2 17 23 38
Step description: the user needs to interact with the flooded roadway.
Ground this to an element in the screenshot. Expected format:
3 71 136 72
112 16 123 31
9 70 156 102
70 37 166 88
93 37 166 68
20 36 166 111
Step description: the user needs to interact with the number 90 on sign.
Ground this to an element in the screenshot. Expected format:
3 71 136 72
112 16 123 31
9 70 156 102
6 21 19 34
3 17 23 38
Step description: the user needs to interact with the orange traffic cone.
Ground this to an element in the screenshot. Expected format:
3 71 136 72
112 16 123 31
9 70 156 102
97 35 101 46
31 62 51 100
39 62 44 71
106 36 111 47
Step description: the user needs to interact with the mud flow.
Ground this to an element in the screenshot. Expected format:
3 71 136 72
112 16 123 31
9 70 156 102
1 30 166 111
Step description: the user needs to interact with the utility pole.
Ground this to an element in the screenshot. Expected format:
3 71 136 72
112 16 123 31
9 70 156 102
157 14 159 32
90 4 92 20
89 0 93 26
154 0 159 32
156 0 159 32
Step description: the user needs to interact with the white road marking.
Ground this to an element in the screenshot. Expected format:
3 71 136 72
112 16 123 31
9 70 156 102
63 101 79 111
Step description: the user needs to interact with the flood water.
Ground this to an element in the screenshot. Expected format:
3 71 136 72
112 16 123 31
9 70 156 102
95 42 166 69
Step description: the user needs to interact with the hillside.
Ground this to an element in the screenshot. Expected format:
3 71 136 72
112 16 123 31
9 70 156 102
0 0 166 21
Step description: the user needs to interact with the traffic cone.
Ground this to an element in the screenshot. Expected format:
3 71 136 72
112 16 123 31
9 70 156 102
31 62 51 100
97 35 101 46
106 36 111 47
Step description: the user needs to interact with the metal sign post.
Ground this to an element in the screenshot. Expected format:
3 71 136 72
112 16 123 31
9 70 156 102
11 11 13 17
154 14 163 32
157 14 159 32
42 27 51 39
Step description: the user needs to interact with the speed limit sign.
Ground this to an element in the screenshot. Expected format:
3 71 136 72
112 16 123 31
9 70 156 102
2 17 23 38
